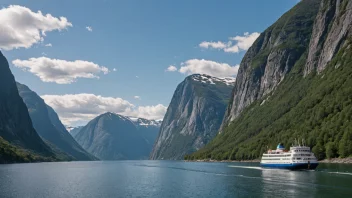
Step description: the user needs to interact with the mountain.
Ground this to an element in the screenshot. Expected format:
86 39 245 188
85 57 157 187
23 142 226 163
190 0 352 160
17 83 96 161
128 117 161 146
220 0 321 128
74 113 160 160
67 126 84 137
150 74 235 160
0 51 57 163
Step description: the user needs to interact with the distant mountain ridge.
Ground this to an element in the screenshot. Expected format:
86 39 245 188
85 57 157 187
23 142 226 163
150 74 234 160
67 126 84 137
0 51 56 163
128 117 162 127
17 82 96 161
74 112 160 160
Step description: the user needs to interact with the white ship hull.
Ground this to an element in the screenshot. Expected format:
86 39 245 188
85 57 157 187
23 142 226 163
260 144 318 170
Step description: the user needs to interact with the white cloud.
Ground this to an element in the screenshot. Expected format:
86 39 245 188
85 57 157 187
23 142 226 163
0 5 72 50
224 45 239 53
199 32 260 53
229 32 260 51
113 68 117 72
41 93 167 126
178 59 239 78
86 26 93 32
45 43 52 47
199 41 227 49
12 57 109 84
166 65 177 72
134 96 141 100
133 104 167 121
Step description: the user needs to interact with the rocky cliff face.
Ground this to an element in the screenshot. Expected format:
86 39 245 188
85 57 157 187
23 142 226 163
128 117 161 146
17 83 96 161
150 74 234 160
305 0 352 75
190 0 352 160
0 51 54 158
221 0 321 129
74 113 160 160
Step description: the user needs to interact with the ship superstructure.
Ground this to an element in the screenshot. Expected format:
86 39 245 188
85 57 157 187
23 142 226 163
260 142 318 170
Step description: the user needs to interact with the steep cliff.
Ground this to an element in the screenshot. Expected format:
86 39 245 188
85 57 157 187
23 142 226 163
304 0 352 75
150 74 234 160
17 83 96 161
128 117 161 147
190 0 352 160
74 113 160 160
0 51 56 163
221 0 321 129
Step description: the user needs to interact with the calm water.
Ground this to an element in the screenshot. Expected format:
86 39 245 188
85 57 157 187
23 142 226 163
0 161 351 198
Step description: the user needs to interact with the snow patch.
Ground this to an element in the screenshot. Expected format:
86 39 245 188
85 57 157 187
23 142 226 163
128 117 139 122
66 126 82 132
126 116 162 127
191 74 235 86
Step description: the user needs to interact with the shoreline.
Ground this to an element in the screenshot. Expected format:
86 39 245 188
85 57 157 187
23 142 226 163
185 159 261 163
318 157 352 164
186 157 352 164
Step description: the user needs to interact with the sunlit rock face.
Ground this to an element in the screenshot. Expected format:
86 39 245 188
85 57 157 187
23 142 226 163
150 74 234 160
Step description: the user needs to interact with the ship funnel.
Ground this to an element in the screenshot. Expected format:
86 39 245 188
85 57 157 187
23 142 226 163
277 143 285 150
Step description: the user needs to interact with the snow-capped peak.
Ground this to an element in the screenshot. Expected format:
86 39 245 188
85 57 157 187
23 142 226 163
66 126 83 132
128 117 139 122
191 74 235 86
127 116 162 127
66 126 75 132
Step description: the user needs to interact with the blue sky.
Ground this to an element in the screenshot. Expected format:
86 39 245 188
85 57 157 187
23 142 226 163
0 0 298 126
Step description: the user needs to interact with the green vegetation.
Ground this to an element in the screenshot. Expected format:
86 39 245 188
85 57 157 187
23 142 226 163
193 78 234 105
189 40 352 161
0 137 57 163
250 0 319 70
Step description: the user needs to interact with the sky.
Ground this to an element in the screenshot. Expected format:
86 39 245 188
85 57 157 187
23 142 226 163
0 0 298 126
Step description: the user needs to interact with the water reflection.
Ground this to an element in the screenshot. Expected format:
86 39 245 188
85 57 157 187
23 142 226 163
0 161 351 198
260 169 317 197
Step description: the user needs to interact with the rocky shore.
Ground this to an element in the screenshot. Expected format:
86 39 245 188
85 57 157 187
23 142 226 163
185 159 260 163
318 157 352 164
186 158 352 164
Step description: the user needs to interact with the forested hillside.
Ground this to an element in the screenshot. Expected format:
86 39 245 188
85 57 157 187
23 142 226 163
188 0 352 160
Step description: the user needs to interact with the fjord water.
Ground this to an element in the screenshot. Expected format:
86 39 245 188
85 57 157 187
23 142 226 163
0 161 351 198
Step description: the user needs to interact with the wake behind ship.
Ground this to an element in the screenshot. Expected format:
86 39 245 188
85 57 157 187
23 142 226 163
260 143 318 170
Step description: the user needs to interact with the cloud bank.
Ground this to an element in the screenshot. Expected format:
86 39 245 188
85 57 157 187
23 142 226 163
199 41 228 49
41 94 167 126
0 5 72 50
199 32 260 53
12 57 109 84
169 59 239 78
166 65 177 72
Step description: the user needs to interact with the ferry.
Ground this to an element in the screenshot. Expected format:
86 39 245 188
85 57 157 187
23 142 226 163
260 142 318 170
